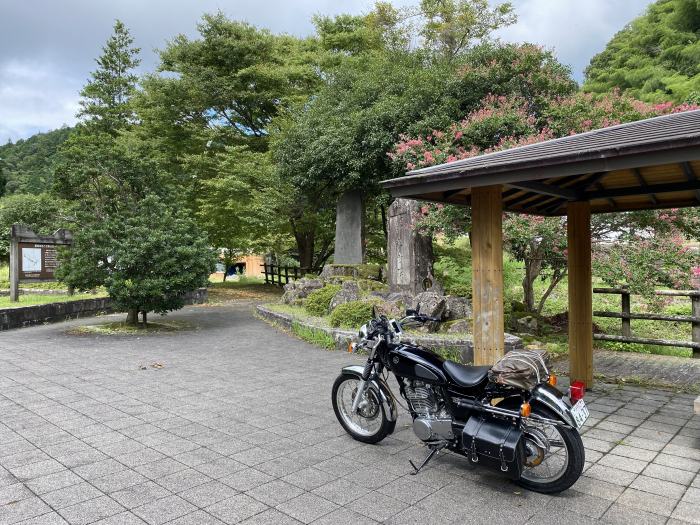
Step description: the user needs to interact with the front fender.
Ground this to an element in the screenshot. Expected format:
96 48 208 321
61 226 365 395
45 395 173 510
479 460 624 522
530 383 577 428
341 365 398 422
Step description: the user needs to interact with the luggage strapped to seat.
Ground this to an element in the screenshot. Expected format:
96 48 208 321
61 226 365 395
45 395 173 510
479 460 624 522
487 349 550 390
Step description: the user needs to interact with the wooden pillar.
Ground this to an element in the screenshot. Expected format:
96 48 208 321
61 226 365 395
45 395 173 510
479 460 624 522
471 185 504 365
567 201 593 387
691 295 700 359
9 234 19 302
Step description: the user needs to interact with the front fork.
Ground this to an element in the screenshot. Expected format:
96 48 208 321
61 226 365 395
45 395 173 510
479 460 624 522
351 358 377 414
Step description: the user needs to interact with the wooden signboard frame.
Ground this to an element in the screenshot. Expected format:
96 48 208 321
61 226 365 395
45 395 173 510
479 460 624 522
9 224 73 302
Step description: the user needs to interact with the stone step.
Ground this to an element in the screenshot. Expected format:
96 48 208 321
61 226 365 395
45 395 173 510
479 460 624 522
695 395 700 415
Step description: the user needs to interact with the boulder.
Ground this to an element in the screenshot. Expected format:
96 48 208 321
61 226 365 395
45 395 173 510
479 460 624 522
411 292 447 320
445 296 471 320
329 281 362 311
281 278 324 304
320 264 383 281
373 291 413 319
446 319 470 333
516 315 538 334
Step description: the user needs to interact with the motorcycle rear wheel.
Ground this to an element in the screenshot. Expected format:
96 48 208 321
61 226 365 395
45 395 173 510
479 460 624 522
332 373 392 444
516 405 585 494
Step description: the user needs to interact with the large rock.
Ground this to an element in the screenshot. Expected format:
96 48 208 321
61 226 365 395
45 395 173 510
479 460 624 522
516 315 538 334
281 278 323 304
445 296 471 320
320 264 383 281
373 291 413 319
330 281 362 311
446 319 470 333
411 292 447 321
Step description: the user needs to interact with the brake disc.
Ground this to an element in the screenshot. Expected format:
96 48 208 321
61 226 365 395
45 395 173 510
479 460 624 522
352 387 379 419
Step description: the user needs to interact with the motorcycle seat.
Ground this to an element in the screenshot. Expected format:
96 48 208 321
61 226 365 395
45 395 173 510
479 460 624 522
443 361 490 388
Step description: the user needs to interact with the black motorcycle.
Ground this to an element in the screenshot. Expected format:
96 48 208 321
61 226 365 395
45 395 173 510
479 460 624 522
332 311 588 494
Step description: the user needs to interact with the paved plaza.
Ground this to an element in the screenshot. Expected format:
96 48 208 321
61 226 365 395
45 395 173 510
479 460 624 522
0 303 698 524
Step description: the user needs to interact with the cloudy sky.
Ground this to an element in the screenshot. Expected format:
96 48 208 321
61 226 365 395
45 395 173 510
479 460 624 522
0 0 652 144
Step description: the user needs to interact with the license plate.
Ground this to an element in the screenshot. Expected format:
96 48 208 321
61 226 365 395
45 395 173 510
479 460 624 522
570 399 589 429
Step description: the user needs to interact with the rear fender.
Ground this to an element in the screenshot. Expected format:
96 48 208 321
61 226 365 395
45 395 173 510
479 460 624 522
530 383 577 428
342 365 398 422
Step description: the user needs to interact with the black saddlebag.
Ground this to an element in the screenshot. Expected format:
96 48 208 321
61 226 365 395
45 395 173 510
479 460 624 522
462 415 525 480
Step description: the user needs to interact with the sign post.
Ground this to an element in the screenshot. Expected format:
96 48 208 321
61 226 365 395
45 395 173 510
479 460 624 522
9 225 73 302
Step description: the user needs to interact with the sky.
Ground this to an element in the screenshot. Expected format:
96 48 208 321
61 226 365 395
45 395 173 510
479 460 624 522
0 0 653 144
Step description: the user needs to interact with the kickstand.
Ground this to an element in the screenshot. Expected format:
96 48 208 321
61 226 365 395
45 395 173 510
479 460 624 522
409 444 445 475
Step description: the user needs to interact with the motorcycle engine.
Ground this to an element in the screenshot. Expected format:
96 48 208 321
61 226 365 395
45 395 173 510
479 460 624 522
404 379 454 442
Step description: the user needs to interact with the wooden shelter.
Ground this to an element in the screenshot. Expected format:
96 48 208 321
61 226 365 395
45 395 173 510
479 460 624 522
381 110 700 387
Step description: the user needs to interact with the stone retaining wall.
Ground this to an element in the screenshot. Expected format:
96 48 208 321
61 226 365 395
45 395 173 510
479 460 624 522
0 288 208 331
256 305 523 362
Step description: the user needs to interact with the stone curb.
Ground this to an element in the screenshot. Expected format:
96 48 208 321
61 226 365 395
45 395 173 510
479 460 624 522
0 288 208 331
256 305 523 363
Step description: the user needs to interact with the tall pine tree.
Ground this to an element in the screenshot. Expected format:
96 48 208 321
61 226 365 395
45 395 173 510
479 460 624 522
54 21 215 325
79 20 141 134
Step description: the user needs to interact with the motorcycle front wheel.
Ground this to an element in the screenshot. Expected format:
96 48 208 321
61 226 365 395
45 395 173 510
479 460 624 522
516 405 585 494
332 373 392 444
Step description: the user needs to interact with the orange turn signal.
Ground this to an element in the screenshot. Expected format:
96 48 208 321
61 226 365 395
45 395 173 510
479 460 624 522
548 374 557 386
520 402 531 417
348 342 354 353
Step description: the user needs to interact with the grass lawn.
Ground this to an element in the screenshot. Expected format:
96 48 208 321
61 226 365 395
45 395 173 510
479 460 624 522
0 292 107 309
0 264 71 290
67 320 194 336
208 276 283 303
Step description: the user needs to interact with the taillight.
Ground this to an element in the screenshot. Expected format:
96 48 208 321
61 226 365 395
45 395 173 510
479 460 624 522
570 380 586 402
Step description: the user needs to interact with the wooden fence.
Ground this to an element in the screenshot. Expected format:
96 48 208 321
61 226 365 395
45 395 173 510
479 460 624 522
260 264 320 286
593 287 700 357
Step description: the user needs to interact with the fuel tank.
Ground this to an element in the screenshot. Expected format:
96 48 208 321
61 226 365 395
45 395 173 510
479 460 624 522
388 344 448 385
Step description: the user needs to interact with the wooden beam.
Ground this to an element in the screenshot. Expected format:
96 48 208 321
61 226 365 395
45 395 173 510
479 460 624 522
507 181 579 200
583 179 700 200
567 201 593 387
681 162 700 202
471 185 504 365
528 173 606 213
443 188 464 199
633 168 658 205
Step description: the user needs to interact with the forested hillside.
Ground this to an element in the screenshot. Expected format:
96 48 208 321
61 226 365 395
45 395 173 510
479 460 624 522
0 126 72 195
584 0 700 103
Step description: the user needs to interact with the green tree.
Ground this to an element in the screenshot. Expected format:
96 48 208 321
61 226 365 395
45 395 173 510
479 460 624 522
54 20 214 325
0 193 67 261
57 195 215 323
584 0 700 103
79 20 140 133
0 127 72 195
129 13 323 268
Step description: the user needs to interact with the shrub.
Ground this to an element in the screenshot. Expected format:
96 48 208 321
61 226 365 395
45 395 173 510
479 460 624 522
291 321 335 350
434 237 472 297
329 299 377 329
303 285 341 316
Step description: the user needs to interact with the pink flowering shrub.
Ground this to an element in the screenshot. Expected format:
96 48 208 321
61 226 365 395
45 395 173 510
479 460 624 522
389 90 700 310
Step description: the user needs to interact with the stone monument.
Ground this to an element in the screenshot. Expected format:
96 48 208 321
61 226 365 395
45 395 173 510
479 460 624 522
333 190 365 264
387 198 435 295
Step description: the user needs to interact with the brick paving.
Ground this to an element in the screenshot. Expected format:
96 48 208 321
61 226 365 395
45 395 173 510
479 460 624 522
0 303 698 524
